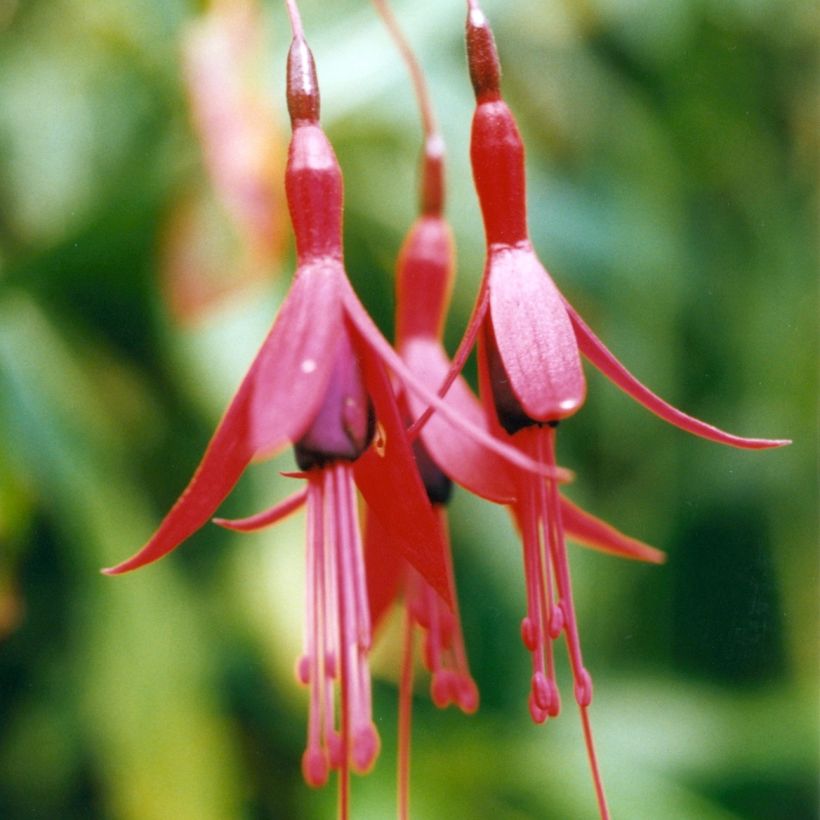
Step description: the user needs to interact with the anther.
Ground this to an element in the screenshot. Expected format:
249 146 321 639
521 616 538 651
431 670 452 708
457 678 479 713
532 671 551 711
302 746 329 787
352 723 381 773
575 668 593 708
547 679 561 717
296 655 311 684
549 604 564 638
528 692 548 725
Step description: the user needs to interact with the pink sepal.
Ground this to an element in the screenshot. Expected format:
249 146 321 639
565 300 790 450
560 496 665 564
351 322 453 609
102 265 342 575
213 487 308 532
401 338 515 504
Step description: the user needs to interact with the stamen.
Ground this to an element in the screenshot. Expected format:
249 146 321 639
332 463 380 775
296 462 380 812
537 428 592 706
302 474 329 786
398 606 415 820
535 426 609 816
516 438 560 723
405 508 479 715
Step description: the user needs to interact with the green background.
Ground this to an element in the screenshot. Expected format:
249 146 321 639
0 0 816 818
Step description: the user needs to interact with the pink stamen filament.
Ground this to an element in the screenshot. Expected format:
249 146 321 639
517 451 556 723
284 0 304 39
405 510 478 714
332 464 379 776
516 426 609 819
298 464 379 819
398 605 415 820
302 474 329 786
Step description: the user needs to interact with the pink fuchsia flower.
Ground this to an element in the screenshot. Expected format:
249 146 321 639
409 3 789 817
103 12 557 815
387 122 664 820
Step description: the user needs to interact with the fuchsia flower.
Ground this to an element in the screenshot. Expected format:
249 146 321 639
398 3 789 817
363 1 667 802
104 8 558 815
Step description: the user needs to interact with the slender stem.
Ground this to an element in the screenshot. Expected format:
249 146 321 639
372 0 436 139
284 0 304 38
372 0 444 214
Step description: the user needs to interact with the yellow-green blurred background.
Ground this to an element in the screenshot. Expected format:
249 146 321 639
0 0 816 818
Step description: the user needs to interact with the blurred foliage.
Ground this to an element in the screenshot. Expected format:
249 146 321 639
0 0 816 818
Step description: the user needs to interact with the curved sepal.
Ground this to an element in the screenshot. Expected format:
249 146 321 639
401 338 515 503
103 266 342 575
565 300 790 450
350 324 453 609
560 496 665 564
213 487 307 532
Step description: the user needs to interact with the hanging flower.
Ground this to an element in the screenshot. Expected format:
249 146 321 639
103 19 560 816
401 4 789 817
388 123 664 817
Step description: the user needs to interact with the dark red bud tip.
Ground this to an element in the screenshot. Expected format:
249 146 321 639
287 36 320 124
421 133 445 216
466 7 501 100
